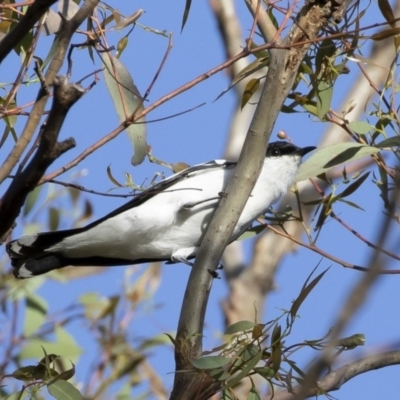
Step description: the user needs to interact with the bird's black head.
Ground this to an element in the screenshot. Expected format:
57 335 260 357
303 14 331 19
266 141 316 158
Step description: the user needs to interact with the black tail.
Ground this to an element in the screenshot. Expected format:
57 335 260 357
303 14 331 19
11 254 71 279
6 230 82 278
7 232 161 279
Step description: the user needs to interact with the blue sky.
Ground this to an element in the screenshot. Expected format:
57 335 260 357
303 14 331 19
1 1 400 399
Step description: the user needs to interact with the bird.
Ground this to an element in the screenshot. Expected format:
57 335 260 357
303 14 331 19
7 141 316 279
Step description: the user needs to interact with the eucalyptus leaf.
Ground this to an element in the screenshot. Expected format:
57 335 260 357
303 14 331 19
181 0 192 31
316 80 333 119
376 136 400 148
215 57 268 101
348 121 373 134
191 356 230 370
23 185 42 216
225 320 256 335
241 78 260 109
297 143 379 181
47 380 85 400
103 54 147 165
225 350 262 388
371 27 400 40
247 386 261 400
378 0 396 27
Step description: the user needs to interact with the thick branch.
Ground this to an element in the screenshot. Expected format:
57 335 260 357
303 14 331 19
0 0 58 64
171 1 345 399
266 350 400 400
0 76 83 239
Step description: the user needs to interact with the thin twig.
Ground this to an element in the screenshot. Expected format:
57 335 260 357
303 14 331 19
331 210 400 262
246 0 262 49
44 178 137 198
265 223 400 274
142 32 174 102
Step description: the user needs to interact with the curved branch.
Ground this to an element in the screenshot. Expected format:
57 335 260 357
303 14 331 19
0 76 84 239
265 350 400 400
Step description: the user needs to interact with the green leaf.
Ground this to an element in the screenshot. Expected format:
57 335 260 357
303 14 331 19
52 362 76 382
271 324 281 347
48 207 60 231
208 368 231 381
222 388 236 400
24 294 48 336
225 320 256 335
241 78 260 109
316 80 333 120
103 53 147 165
315 39 336 76
47 380 85 400
225 350 262 388
115 10 143 30
247 40 269 59
348 121 373 134
247 385 261 400
378 0 396 27
290 267 329 320
297 143 379 182
191 356 230 370
334 333 366 349
322 146 376 168
20 327 82 363
215 57 268 101
106 165 123 187
6 365 44 381
181 0 192 31
253 367 275 379
23 185 42 216
271 344 282 375
237 225 266 241
297 97 318 116
338 198 366 211
80 292 119 320
267 9 279 30
371 27 400 40
116 36 128 57
252 324 263 340
336 172 370 199
163 333 177 346
376 136 400 148
234 344 259 366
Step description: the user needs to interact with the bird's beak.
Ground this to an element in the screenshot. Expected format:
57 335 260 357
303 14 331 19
297 146 316 157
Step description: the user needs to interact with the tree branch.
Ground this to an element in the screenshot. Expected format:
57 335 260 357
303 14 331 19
265 350 400 400
171 1 347 399
0 0 100 186
0 0 58 63
0 76 84 239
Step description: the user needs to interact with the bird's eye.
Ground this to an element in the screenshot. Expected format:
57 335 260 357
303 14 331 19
272 149 280 156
